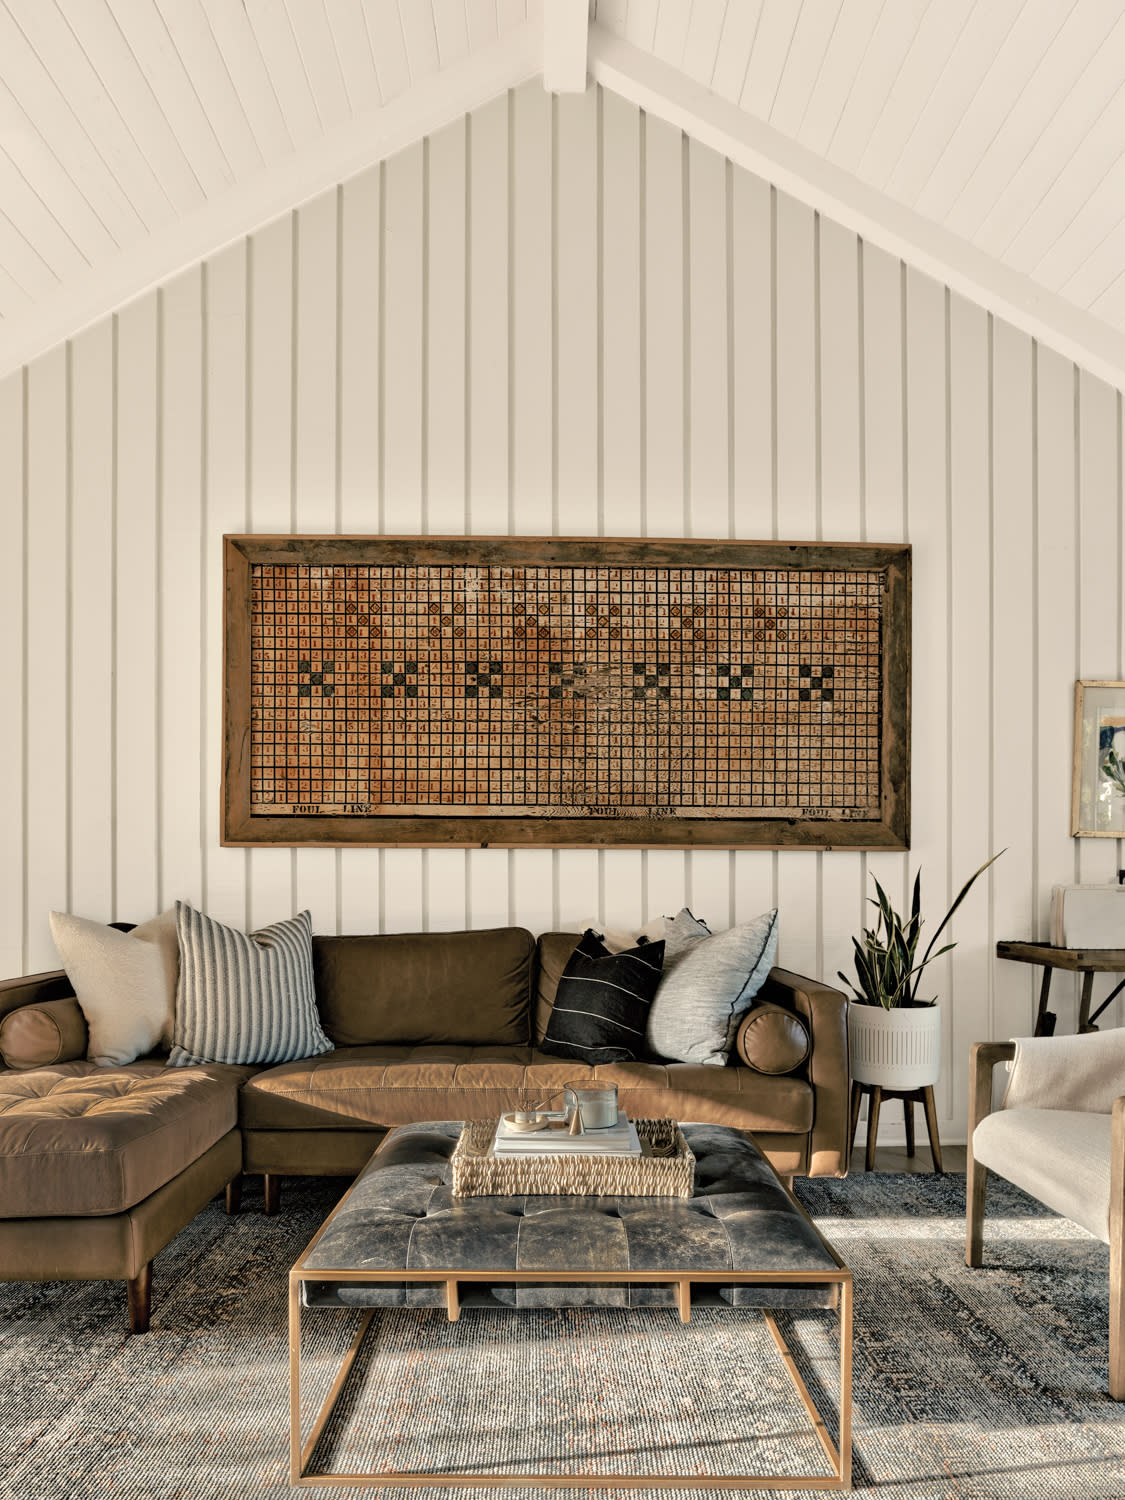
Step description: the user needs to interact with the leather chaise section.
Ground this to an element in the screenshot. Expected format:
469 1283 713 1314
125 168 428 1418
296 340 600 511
0 1061 254 1217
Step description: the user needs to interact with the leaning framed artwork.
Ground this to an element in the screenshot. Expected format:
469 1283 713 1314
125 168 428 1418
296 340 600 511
222 535 911 849
1072 680 1125 836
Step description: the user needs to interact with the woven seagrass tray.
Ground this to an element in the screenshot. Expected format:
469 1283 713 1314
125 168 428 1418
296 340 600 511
451 1118 695 1198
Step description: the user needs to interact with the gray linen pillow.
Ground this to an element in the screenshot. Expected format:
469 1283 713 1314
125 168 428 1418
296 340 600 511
169 903 333 1067
646 909 779 1065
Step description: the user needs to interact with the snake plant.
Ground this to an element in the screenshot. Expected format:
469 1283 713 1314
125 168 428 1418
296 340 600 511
839 852 1003 1009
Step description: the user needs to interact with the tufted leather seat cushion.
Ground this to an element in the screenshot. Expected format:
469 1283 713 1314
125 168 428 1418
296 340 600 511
240 1044 813 1134
0 1061 255 1218
302 1121 839 1311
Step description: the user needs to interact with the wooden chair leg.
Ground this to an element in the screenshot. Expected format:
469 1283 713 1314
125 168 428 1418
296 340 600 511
965 1153 987 1267
225 1172 243 1215
865 1086 883 1172
849 1081 863 1160
263 1173 281 1216
127 1263 152 1335
903 1095 916 1157
921 1084 944 1174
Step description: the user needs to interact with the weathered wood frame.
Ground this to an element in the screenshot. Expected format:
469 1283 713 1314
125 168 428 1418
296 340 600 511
223 534 910 849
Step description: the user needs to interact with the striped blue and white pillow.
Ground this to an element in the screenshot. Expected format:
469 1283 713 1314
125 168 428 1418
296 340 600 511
541 930 665 1066
168 903 332 1067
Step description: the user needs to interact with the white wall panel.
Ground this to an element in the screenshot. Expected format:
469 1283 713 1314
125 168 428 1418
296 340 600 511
203 242 251 930
114 302 160 932
0 372 24 979
246 214 296 929
947 295 993 1131
3 81 1123 1146
990 318 1035 1042
69 321 115 925
160 270 205 914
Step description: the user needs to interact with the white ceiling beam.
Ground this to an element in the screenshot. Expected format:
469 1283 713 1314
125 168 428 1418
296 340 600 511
589 26 1125 393
543 0 590 93
0 22 541 382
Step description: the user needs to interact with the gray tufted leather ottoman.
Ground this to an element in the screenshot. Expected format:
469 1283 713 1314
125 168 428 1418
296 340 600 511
289 1120 853 1490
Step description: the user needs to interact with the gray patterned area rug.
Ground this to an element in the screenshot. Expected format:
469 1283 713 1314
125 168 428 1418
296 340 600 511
1 1172 1123 1500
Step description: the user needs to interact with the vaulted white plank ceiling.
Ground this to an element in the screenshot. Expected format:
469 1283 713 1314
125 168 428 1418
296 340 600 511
1 0 1124 385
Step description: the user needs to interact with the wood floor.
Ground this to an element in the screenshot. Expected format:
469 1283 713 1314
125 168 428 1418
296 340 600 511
862 1144 968 1174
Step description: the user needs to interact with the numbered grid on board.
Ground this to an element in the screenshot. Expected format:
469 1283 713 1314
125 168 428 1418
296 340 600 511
248 564 883 818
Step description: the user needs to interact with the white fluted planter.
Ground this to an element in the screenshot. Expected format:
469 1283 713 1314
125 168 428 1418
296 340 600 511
848 1002 942 1089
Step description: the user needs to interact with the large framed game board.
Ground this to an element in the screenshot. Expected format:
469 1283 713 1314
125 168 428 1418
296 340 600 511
222 535 910 848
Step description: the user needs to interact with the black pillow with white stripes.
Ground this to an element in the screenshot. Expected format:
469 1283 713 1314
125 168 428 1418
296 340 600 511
168 902 333 1067
540 929 665 1066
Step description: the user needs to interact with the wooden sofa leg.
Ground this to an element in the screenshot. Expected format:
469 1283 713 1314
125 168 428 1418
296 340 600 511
127 1263 152 1335
965 1155 987 1268
225 1173 243 1215
263 1173 281 1216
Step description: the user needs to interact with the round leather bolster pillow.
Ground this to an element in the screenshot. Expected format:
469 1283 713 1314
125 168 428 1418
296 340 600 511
734 1001 810 1075
0 998 88 1070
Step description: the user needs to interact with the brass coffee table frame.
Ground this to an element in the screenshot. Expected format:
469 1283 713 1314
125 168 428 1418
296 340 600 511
288 1189 853 1491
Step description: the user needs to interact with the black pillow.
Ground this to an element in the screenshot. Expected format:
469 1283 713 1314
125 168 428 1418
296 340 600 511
540 930 665 1065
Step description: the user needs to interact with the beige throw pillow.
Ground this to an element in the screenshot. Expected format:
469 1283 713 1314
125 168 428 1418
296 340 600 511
49 909 179 1066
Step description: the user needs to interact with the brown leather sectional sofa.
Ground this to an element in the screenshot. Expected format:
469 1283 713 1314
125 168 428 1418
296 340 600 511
0 926 850 1332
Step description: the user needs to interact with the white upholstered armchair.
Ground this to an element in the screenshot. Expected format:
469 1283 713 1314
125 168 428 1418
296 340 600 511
966 1030 1125 1400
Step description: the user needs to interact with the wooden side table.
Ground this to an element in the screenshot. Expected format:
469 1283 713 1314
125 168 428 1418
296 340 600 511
849 1080 943 1174
995 941 1125 1035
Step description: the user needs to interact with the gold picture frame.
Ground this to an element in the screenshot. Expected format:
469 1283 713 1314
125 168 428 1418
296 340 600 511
1072 679 1125 836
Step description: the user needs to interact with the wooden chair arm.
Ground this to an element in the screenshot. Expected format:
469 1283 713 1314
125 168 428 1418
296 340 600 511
968 1041 1017 1139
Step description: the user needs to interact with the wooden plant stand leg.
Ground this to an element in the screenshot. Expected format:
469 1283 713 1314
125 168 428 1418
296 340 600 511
921 1085 944 1174
903 1095 916 1157
127 1263 152 1335
865 1086 883 1173
264 1173 281 1216
225 1173 243 1215
848 1081 863 1161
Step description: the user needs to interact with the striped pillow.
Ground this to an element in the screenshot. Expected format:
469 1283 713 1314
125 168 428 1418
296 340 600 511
168 903 332 1068
541 930 665 1065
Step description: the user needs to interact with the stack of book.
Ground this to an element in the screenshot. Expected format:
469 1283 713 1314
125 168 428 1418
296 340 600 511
493 1110 642 1157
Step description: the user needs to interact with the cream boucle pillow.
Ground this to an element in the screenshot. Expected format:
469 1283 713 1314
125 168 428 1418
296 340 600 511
49 909 178 1066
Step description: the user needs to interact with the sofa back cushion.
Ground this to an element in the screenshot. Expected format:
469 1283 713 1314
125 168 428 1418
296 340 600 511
314 927 535 1047
534 933 581 1044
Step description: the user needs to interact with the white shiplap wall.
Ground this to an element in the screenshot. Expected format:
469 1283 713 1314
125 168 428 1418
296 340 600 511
2 81 1122 1145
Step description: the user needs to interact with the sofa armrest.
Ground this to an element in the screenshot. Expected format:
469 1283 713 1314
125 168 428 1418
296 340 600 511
757 967 850 1177
968 1041 1016 1142
0 968 74 1023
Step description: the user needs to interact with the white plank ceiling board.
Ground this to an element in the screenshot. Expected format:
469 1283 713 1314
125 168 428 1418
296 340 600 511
3 0 1125 383
430 0 471 69
198 0 295 158
282 0 352 131
0 2 537 374
320 0 379 113
588 0 1125 362
243 0 324 146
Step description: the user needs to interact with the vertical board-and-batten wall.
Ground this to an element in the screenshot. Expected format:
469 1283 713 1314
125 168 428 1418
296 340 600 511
2 81 1122 1144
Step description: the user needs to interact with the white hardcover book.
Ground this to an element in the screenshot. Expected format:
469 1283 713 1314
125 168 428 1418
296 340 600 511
493 1111 642 1156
